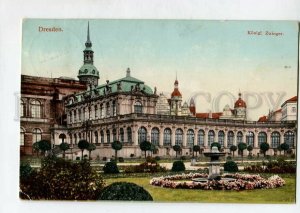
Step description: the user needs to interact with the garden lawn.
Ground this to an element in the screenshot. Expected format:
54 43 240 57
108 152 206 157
103 174 295 203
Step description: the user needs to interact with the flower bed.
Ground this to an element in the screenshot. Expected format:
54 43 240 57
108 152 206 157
150 173 285 190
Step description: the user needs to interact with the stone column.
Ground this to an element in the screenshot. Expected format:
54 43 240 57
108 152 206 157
280 132 284 144
159 128 164 147
183 129 187 147
133 127 138 146
233 130 237 146
194 130 198 145
171 129 175 146
204 129 208 148
215 130 219 143
224 131 228 148
243 132 247 144
254 133 259 148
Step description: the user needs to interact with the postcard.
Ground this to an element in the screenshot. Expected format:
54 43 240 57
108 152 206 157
20 19 298 202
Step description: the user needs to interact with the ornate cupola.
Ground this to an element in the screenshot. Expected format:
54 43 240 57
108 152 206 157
170 77 183 116
189 98 196 116
78 22 100 87
234 92 247 120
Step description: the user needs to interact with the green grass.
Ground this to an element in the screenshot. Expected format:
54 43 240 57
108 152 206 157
103 173 296 203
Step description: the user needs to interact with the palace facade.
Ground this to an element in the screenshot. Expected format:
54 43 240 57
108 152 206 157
21 24 297 158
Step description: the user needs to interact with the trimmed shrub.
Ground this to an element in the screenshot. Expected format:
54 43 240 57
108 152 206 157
124 162 166 173
76 157 80 160
223 161 238 172
118 157 124 162
130 153 135 158
226 156 232 161
103 161 119 174
171 160 185 172
180 156 186 161
154 156 161 161
99 182 153 201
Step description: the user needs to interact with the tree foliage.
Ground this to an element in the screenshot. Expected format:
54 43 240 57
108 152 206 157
172 145 182 158
260 142 270 157
99 182 153 201
210 142 221 151
78 139 89 159
230 145 237 157
193 145 201 157
238 142 247 162
139 141 152 159
280 143 290 156
87 143 96 160
20 156 105 200
59 142 70 158
112 141 123 161
33 140 51 156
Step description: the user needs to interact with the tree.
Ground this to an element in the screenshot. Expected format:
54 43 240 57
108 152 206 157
247 145 253 156
230 145 237 158
111 141 123 162
193 145 200 157
59 142 70 159
260 142 270 157
280 143 289 156
238 142 247 162
150 144 158 156
32 142 40 156
172 145 182 158
87 143 96 160
210 142 221 151
36 140 51 156
78 139 89 159
139 141 152 159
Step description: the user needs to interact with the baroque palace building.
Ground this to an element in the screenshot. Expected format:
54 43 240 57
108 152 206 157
21 24 297 158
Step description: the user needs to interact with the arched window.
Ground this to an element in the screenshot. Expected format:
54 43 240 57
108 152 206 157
113 129 117 142
20 128 25 146
258 132 267 147
112 101 116 116
32 128 42 143
94 105 98 119
31 100 41 118
237 131 243 144
106 130 110 143
208 130 215 146
20 99 25 117
284 131 295 148
187 129 194 147
175 128 183 146
227 131 234 147
218 131 225 147
106 102 110 117
120 128 124 142
100 130 104 143
74 134 77 145
94 131 98 144
164 128 172 146
246 131 254 147
271 131 280 148
100 104 103 118
197 130 205 146
59 133 66 144
138 127 147 144
134 101 143 114
151 128 159 146
127 127 132 143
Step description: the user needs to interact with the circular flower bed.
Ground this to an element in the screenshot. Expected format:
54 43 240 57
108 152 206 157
150 173 285 190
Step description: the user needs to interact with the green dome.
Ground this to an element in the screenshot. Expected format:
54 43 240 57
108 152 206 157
78 64 99 78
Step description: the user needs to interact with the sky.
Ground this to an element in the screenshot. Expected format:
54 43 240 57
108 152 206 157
22 19 299 120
